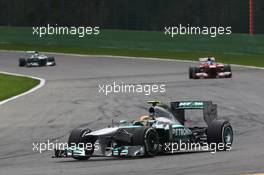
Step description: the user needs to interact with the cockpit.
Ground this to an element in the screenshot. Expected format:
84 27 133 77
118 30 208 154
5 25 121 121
134 105 180 126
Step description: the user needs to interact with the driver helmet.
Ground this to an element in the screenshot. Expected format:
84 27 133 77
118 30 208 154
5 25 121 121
135 115 152 126
207 57 213 64
139 115 151 121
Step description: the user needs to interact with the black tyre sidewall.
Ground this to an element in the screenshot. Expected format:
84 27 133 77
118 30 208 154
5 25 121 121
19 58 26 67
131 127 159 156
68 128 95 160
207 120 233 150
189 67 193 79
143 127 159 156
193 67 200 79
224 64 231 72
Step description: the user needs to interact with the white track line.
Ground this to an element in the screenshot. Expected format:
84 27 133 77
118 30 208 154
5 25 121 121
0 71 45 106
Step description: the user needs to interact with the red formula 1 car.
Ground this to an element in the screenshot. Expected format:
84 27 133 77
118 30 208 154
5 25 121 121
189 57 232 79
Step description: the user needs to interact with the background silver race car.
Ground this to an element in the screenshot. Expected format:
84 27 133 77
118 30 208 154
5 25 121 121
19 51 56 67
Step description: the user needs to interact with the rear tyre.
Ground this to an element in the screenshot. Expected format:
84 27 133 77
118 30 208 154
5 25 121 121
132 127 159 156
189 67 194 79
224 65 232 78
19 58 26 67
68 127 96 160
39 59 47 66
193 67 200 79
189 67 200 79
207 120 233 151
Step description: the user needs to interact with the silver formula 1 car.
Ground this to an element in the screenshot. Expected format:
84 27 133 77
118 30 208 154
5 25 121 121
19 51 56 67
53 100 233 160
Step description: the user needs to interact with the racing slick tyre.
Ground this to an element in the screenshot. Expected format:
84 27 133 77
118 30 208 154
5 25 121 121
19 58 26 67
47 57 56 66
132 127 159 157
189 67 194 79
68 127 96 160
224 64 232 78
207 120 233 151
194 67 200 79
189 67 200 79
39 59 47 66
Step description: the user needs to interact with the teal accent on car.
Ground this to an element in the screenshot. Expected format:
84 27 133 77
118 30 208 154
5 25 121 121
178 101 204 109
172 124 184 128
119 125 141 129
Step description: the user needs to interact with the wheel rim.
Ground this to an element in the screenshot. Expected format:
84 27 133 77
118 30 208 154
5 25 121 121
223 126 233 144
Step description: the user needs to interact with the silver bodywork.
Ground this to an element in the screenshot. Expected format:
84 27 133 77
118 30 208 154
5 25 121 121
53 101 218 159
19 51 56 67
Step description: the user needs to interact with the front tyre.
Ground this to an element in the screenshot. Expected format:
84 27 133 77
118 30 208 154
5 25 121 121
68 127 96 160
132 127 159 156
47 57 56 66
144 128 159 156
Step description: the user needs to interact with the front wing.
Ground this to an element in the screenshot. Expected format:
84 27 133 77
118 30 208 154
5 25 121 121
195 71 231 78
52 145 145 159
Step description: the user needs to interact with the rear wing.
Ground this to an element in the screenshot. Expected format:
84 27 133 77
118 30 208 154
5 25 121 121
26 51 39 54
170 101 217 126
199 57 215 62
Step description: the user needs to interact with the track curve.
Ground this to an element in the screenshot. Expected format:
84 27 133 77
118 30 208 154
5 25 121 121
0 51 263 175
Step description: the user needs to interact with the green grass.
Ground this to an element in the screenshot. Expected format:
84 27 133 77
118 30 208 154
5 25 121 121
0 73 40 101
0 26 264 67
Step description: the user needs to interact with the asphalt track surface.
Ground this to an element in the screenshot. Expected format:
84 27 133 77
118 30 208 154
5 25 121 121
0 51 263 175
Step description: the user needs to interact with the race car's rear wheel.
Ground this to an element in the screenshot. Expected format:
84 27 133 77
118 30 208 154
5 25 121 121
39 59 47 66
207 120 233 151
224 65 232 78
132 127 159 156
194 67 200 79
189 67 194 79
68 127 96 160
19 58 26 67
189 67 200 79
